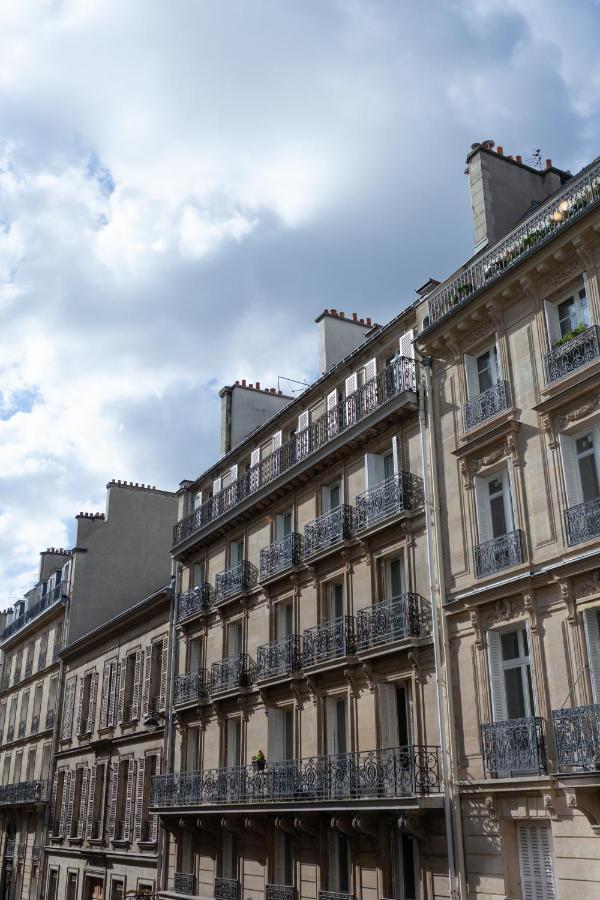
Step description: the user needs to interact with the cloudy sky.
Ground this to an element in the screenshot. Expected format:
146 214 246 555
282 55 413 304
1 0 599 604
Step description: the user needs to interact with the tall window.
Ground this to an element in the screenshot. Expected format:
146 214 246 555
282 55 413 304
583 608 600 704
47 870 59 900
390 830 417 900
66 872 78 900
465 344 500 398
225 718 242 769
382 557 404 600
560 427 600 516
517 823 557 899
545 284 590 343
18 690 29 739
186 727 201 771
114 760 129 840
325 696 348 757
326 583 344 622
220 831 238 880
487 626 534 721
110 881 124 900
268 707 294 762
26 747 36 782
13 750 23 784
273 830 294 888
474 470 514 543
275 601 293 641
52 770 65 835
91 762 106 840
38 632 48 671
149 643 164 711
229 540 244 567
378 682 412 749
31 683 43 734
79 673 93 734
122 653 137 722
322 481 341 513
326 830 351 894
275 510 293 541
226 620 243 658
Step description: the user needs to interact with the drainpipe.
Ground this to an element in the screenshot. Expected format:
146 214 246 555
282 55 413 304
416 353 466 899
158 570 178 894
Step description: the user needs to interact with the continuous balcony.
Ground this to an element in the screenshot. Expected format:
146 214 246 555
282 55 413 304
177 584 213 622
215 878 240 900
480 717 546 777
423 157 600 330
257 636 302 681
260 533 303 581
355 474 423 534
210 654 254 696
304 506 354 559
463 381 509 432
0 780 49 806
150 745 441 811
553 704 600 772
544 324 600 385
303 617 356 668
356 594 429 653
214 561 258 607
266 886 296 900
173 357 418 547
174 670 210 706
474 529 523 579
564 497 600 546
0 585 64 642
174 873 195 895
319 893 353 900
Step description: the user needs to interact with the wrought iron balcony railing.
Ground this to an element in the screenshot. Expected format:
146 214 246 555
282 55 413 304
210 654 254 696
173 357 417 547
480 717 546 777
177 583 213 622
214 561 258 606
266 886 296 900
355 474 423 533
214 877 240 900
424 157 600 329
544 324 600 385
174 872 195 895
356 594 429 652
0 780 49 806
564 497 600 546
150 745 441 809
257 636 302 680
474 529 523 579
303 616 356 667
553 704 600 772
463 380 509 432
0 585 64 642
260 533 304 581
174 670 210 706
319 893 354 900
304 506 354 559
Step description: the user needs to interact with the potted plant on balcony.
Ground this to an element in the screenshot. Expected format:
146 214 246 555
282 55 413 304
553 322 589 348
252 749 266 771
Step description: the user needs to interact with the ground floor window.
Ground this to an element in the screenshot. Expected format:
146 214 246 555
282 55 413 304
517 823 556 899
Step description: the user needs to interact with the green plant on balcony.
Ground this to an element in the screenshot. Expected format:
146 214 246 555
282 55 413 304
449 282 474 306
251 749 266 770
553 322 589 348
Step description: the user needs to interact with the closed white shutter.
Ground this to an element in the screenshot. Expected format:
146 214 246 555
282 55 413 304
504 466 516 532
464 354 480 399
250 449 260 467
558 433 581 508
517 823 556 900
268 708 284 762
345 372 358 395
364 453 385 490
345 372 359 425
400 329 415 360
474 477 493 543
391 435 400 476
364 358 377 381
325 697 337 756
229 464 238 482
327 389 339 437
272 431 282 452
327 829 340 891
544 300 561 345
492 343 502 380
212 476 222 496
272 431 283 476
193 490 203 510
583 609 600 704
250 448 261 492
378 683 400 749
298 411 309 432
487 630 507 721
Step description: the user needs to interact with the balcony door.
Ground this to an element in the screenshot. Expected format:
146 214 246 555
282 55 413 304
228 540 244 567
276 601 293 641
383 557 404 601
379 682 413 795
220 830 238 881
327 583 344 623
226 621 243 658
275 511 292 542
559 427 600 508
268 707 294 799
322 481 341 514
583 607 600 703
326 829 351 895
545 285 590 343
390 829 418 900
465 344 500 398
225 719 242 769
488 627 535 722
474 470 514 543
188 637 203 675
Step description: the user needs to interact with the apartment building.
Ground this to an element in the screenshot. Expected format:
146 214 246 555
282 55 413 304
44 587 171 900
0 548 68 900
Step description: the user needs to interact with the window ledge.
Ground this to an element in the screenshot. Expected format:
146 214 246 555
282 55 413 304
111 838 131 849
67 836 83 846
137 839 158 850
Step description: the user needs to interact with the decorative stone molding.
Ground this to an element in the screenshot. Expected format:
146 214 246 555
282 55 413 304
540 413 559 450
524 592 538 635
398 813 426 841
484 597 514 629
343 666 362 700
220 817 242 834
543 794 558 820
574 570 600 599
468 606 483 649
351 816 378 841
408 649 424 684
558 579 577 626
556 396 600 430
292 817 318 840
361 661 377 693
539 260 583 294
289 679 305 711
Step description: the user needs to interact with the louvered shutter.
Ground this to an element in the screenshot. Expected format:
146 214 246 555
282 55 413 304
378 683 400 749
504 467 516 532
273 829 284 886
132 650 142 719
124 760 136 840
325 697 337 756
150 752 160 840
78 769 90 838
65 770 76 836
406 685 415 745
159 638 168 711
268 709 284 762
100 661 111 729
134 757 145 841
583 609 600 703
487 630 507 721
464 354 480 399
517 823 556 900
390 830 403 899
298 411 309 431
87 673 98 734
193 490 203 510
59 771 71 837
543 300 561 345
400 329 415 360
391 435 400 476
108 761 119 838
364 357 377 381
108 662 118 726
474 477 493 544
213 476 222 495
229 464 238 482
327 829 340 891
62 679 76 741
327 389 339 437
141 646 152 716
86 767 97 839
250 448 261 492
364 453 385 490
594 425 600 493
272 431 283 476
364 357 378 410
117 661 127 723
50 772 59 834
558 434 581 508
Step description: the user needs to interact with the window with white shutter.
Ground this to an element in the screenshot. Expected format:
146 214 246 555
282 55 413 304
389 830 417 900
61 679 76 741
364 357 378 410
345 372 359 425
474 470 514 543
517 823 556 900
327 389 339 437
297 411 310 459
326 830 350 893
400 329 415 360
364 452 385 490
273 829 294 887
249 448 261 492
583 608 600 704
487 626 534 722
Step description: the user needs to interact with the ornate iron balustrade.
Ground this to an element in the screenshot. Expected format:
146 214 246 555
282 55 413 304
356 594 429 651
544 324 600 385
463 380 509 431
425 158 600 328
260 533 303 580
564 497 600 546
151 746 440 809
474 529 523 579
174 670 210 706
214 561 258 605
214 877 240 900
319 893 354 900
355 474 423 533
45 709 55 729
257 636 302 680
0 780 49 806
177 583 213 622
480 717 546 777
303 617 356 667
0 585 64 642
174 872 195 895
210 654 254 696
304 506 354 559
553 704 600 771
266 886 296 900
173 357 417 547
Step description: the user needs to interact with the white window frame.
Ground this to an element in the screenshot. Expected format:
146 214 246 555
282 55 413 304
544 281 590 344
474 468 515 543
487 624 535 722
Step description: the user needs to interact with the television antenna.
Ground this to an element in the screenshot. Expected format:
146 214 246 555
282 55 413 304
277 375 310 396
530 149 543 170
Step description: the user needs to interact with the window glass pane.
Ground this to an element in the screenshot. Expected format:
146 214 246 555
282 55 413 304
501 631 520 661
338 835 350 892
490 495 507 537
336 699 347 755
504 667 526 719
558 296 577 336
329 483 341 510
402 835 417 900
579 454 600 501
477 350 493 393
383 452 395 480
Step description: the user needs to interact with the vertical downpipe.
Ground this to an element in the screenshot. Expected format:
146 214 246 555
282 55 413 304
158 570 178 894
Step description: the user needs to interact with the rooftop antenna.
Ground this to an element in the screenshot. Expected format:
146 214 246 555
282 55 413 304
530 149 543 171
277 375 310 396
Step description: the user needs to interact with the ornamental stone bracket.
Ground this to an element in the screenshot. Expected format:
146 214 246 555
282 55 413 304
343 665 363 699
574 569 600 601
292 816 319 840
564 787 600 835
351 816 379 842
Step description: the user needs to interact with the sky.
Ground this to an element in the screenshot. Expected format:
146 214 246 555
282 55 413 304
1 0 599 604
